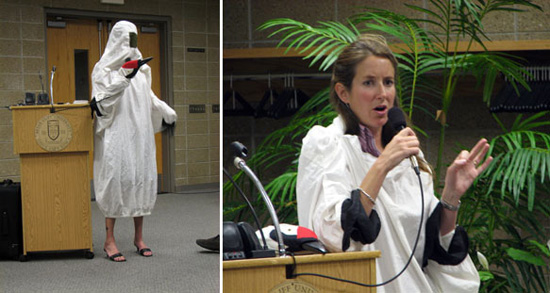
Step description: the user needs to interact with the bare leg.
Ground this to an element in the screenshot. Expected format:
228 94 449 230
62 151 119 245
104 217 125 261
134 216 152 256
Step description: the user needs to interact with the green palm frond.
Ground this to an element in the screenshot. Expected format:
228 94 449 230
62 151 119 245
408 0 541 52
461 52 531 104
492 111 550 135
257 18 359 71
483 130 550 210
253 145 300 171
265 171 298 208
352 8 428 46
482 0 542 14
222 202 249 217
510 112 550 131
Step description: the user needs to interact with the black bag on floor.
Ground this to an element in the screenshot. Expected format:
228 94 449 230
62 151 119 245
0 179 23 260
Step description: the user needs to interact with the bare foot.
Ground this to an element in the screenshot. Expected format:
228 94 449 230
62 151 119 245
104 242 126 262
134 240 153 257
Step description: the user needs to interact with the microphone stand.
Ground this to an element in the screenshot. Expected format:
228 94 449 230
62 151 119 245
49 66 56 113
233 156 287 257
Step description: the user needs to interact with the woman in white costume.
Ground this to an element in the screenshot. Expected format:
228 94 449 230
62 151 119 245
91 20 177 262
297 34 492 291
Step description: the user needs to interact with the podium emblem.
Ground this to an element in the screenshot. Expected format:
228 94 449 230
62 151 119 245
35 114 73 152
47 120 60 140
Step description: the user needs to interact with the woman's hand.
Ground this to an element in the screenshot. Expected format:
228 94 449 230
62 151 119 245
442 138 493 205
377 127 420 173
360 127 419 215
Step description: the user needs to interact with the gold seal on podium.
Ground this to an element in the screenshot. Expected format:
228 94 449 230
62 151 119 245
34 114 73 152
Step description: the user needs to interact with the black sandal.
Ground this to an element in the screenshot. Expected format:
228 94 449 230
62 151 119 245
135 245 153 257
104 249 126 262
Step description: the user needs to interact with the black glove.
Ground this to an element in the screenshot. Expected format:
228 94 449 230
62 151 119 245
90 97 103 118
121 57 153 79
162 119 175 132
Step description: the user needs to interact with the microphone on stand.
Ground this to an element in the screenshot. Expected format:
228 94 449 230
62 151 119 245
387 107 420 175
230 141 287 257
49 66 56 113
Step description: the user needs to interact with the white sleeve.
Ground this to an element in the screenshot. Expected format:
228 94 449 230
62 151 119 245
150 89 177 133
93 68 130 113
92 67 130 133
425 254 481 292
297 126 353 252
141 66 177 133
439 229 455 251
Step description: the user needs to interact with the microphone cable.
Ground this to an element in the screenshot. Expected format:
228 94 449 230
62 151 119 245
223 167 269 250
290 172 425 288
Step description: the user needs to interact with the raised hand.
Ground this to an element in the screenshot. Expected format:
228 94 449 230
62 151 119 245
442 138 493 205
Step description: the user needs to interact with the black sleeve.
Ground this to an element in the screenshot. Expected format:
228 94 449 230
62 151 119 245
422 203 469 268
340 189 381 251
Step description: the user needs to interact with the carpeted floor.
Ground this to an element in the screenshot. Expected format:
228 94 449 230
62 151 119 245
0 188 220 293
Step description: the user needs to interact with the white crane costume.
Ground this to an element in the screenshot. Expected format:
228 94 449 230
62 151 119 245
297 116 480 292
91 21 177 218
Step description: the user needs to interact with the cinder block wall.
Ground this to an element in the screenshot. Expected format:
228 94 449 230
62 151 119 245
0 0 220 189
224 0 550 48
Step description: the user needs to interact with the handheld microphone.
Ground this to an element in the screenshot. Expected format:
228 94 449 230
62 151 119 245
387 107 420 175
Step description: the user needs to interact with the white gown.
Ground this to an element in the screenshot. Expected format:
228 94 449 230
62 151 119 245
297 116 479 292
91 21 177 218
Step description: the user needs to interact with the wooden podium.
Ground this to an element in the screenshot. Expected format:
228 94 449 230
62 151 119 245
223 251 380 292
11 104 94 260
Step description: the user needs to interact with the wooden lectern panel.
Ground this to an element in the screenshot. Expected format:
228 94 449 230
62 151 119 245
223 251 380 292
20 152 91 252
295 256 376 292
225 265 287 291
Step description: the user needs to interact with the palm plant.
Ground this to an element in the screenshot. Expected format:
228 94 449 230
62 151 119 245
403 0 540 184
223 1 549 291
460 112 550 292
224 11 436 223
256 0 541 186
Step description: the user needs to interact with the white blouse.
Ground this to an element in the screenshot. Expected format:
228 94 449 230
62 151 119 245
297 116 480 292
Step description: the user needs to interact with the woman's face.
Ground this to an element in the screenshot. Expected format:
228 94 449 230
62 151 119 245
337 55 396 132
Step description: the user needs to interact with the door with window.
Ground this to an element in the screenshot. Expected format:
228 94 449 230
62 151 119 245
46 17 168 192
